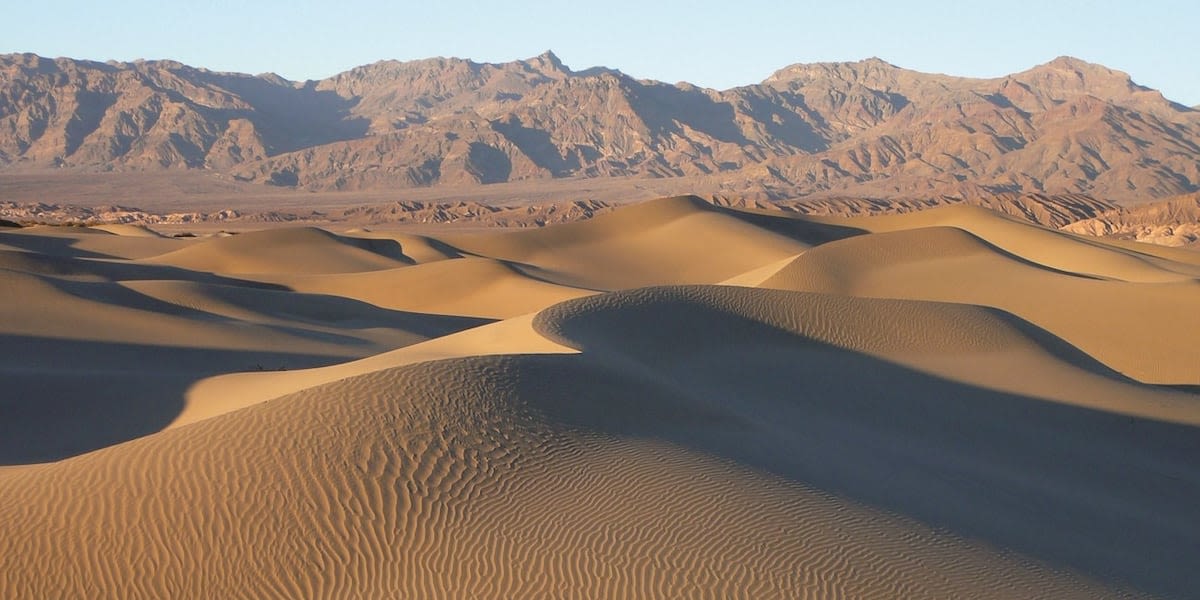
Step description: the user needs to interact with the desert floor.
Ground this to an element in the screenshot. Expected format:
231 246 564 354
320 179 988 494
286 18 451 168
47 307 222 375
1 195 1198 598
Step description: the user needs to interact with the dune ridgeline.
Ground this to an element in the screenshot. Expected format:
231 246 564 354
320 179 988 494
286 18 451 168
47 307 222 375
1 195 1198 598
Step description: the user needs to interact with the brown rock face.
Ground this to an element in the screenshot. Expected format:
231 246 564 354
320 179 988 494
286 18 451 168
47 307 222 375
1 52 1197 202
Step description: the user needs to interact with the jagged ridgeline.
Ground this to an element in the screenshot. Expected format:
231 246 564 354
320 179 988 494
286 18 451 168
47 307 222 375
0 52 1197 202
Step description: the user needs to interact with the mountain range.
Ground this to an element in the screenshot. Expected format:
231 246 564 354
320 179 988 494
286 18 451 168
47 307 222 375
1 51 1198 203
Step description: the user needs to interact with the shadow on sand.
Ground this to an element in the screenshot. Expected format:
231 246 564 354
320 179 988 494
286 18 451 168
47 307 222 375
509 289 1200 598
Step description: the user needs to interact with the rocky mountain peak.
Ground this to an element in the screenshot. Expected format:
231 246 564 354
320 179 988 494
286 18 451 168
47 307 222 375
526 50 569 75
1021 56 1145 97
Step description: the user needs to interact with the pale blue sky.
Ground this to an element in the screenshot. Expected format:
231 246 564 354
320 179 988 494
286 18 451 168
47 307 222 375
4 0 1197 105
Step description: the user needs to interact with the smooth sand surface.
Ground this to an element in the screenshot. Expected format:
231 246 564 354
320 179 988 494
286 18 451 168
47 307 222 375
1 196 1198 598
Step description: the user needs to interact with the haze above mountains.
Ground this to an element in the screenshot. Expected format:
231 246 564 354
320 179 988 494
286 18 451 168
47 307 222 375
2 51 1198 204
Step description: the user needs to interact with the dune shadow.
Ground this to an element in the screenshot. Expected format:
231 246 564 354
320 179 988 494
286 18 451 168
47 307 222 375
340 234 416 265
412 235 466 260
509 353 1199 598
0 244 293 291
721 205 869 245
0 335 350 465
0 230 123 259
515 291 1200 598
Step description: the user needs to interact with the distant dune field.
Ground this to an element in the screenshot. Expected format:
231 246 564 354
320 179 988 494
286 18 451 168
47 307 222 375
1 196 1197 598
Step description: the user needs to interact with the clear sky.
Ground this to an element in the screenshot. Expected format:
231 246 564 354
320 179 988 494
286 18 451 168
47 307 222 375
4 0 1197 106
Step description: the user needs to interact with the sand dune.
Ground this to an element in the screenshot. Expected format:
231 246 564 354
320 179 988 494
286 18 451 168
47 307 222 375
719 253 805 287
144 227 413 275
89 223 167 238
441 195 862 290
175 312 577 428
0 241 485 463
0 224 188 259
259 257 595 319
2 286 1195 598
1 196 1198 598
339 230 463 264
820 205 1200 281
761 224 1200 383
